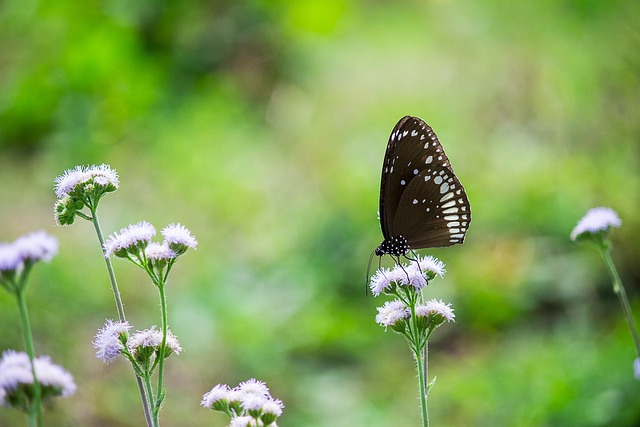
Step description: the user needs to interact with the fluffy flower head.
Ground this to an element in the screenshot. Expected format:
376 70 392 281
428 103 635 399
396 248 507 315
201 384 231 409
369 256 445 296
0 243 22 272
104 221 156 258
128 327 182 361
54 164 118 199
375 299 410 328
0 350 76 408
93 320 131 363
145 242 176 261
161 223 198 255
229 416 258 427
571 207 621 241
13 231 58 264
416 299 455 323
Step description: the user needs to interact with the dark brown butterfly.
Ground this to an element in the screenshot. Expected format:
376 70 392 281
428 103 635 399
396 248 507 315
374 116 471 262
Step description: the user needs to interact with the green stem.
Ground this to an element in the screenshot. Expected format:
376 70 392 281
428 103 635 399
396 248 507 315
90 209 154 427
414 346 429 427
599 245 640 357
16 282 43 427
154 283 169 426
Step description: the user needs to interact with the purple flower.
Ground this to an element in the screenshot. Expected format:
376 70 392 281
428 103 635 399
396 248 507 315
415 299 455 323
375 300 410 329
571 207 621 241
103 221 156 258
0 350 76 407
145 242 176 261
54 164 119 200
201 384 231 409
93 320 132 363
161 223 197 255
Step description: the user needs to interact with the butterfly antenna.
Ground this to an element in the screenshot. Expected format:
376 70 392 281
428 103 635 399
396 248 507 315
365 250 377 294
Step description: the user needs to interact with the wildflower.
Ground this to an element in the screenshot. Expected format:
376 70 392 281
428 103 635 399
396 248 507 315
634 358 640 380
54 166 88 199
93 320 132 363
375 300 409 329
236 378 270 398
85 164 119 190
201 384 231 411
0 243 22 273
103 221 156 258
261 398 284 424
12 231 58 264
370 267 393 296
0 350 75 410
416 255 446 280
54 164 119 200
128 327 182 362
145 243 176 261
229 416 258 427
416 299 455 324
571 207 621 241
161 223 198 256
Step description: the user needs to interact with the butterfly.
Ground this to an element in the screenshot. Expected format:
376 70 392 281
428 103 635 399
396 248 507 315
372 116 471 266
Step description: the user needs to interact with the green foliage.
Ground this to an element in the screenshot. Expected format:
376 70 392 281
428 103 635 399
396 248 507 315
1 0 640 426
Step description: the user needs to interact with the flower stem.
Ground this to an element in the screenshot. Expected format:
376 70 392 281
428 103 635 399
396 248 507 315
15 281 43 427
154 283 169 426
599 245 640 357
90 208 154 427
414 345 429 427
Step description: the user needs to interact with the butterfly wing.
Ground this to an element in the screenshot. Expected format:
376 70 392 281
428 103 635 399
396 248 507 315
379 116 471 248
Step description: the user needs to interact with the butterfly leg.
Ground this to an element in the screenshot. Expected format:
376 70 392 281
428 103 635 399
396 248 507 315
404 250 429 287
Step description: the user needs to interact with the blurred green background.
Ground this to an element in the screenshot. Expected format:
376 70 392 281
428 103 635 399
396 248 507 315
1 0 640 426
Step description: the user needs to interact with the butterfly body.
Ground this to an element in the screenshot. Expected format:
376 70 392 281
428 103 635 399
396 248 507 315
375 116 471 258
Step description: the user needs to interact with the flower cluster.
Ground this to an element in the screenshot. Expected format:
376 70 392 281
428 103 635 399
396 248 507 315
54 164 119 225
93 320 182 365
103 222 197 265
370 256 454 345
0 231 58 289
369 255 445 297
201 379 284 426
101 221 197 287
0 350 76 412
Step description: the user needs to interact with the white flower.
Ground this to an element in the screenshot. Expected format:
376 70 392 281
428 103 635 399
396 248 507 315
369 267 392 296
236 378 270 398
161 223 197 255
54 166 89 199
128 327 182 359
86 164 119 189
0 243 21 272
416 255 446 279
375 300 410 328
93 320 131 363
33 356 76 397
104 221 156 258
201 384 231 408
145 242 176 261
229 416 258 427
571 207 621 241
0 350 76 404
262 398 284 417
416 299 455 323
12 231 58 263
54 164 118 200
